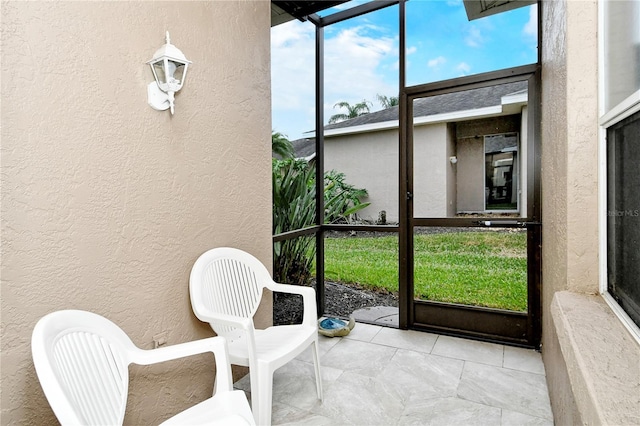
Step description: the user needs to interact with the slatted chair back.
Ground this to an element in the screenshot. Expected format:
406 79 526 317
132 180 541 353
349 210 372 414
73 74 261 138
190 247 269 340
31 310 135 425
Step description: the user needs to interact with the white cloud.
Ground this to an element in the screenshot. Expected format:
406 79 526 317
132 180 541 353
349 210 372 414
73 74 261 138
271 20 397 139
323 25 396 116
464 26 484 47
428 56 447 68
271 20 315 111
523 4 538 37
406 46 417 55
456 62 471 75
270 21 317 138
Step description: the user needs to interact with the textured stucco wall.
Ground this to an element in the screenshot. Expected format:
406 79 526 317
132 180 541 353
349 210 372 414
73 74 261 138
446 123 457 217
325 129 400 222
541 0 569 305
1 1 272 424
456 136 485 212
413 124 449 218
520 106 528 217
549 292 640 425
324 124 449 223
540 0 599 299
540 0 599 336
540 0 602 424
325 116 523 221
563 1 600 292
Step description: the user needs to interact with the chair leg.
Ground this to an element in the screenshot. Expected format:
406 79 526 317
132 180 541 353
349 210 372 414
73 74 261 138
249 371 260 424
311 339 323 401
257 365 274 426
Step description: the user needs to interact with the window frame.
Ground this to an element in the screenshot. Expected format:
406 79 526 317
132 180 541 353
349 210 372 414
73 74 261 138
483 132 520 213
598 0 640 344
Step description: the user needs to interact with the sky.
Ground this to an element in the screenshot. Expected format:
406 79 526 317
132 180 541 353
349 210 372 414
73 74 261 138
271 0 538 142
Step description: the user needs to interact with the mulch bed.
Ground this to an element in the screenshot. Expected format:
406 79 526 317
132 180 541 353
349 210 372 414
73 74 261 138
273 280 398 325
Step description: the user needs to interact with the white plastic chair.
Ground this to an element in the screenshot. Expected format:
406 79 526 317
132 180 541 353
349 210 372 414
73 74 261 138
189 247 323 426
31 309 255 426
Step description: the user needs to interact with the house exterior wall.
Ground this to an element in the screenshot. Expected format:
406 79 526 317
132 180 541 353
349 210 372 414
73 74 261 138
455 115 522 212
456 136 485 212
324 123 450 222
0 2 272 424
413 123 449 217
520 106 528 217
325 114 525 222
324 128 399 223
446 122 457 217
540 0 639 424
324 123 450 223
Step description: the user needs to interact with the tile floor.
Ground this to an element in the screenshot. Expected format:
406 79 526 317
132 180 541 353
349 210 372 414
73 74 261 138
234 322 554 425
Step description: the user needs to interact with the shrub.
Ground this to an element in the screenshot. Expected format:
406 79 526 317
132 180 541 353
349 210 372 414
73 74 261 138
273 158 369 285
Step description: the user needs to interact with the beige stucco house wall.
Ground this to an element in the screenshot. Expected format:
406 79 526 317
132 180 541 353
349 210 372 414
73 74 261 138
540 0 639 424
455 115 523 213
324 128 400 222
324 111 526 222
323 123 454 222
1 1 273 424
445 122 457 217
413 123 450 218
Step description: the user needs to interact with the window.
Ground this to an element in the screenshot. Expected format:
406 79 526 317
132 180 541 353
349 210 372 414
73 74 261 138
485 133 519 211
600 0 640 335
606 111 640 329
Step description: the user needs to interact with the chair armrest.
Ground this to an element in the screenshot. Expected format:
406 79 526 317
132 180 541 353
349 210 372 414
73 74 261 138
132 336 234 391
266 281 318 328
201 312 253 331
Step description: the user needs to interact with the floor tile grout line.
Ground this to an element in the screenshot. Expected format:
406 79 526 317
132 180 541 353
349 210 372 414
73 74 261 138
272 336 553 425
455 385 552 422
431 334 440 354
500 365 547 376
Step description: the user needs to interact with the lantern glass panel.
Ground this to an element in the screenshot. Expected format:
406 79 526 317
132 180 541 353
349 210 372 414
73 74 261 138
172 62 187 85
152 60 167 85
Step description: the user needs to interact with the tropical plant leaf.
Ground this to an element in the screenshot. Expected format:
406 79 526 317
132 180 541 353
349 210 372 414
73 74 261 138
273 159 369 285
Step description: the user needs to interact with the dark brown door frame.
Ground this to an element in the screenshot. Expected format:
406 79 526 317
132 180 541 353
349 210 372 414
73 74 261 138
399 64 542 347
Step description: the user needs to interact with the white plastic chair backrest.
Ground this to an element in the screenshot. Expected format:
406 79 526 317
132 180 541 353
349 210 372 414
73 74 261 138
190 247 270 339
31 310 137 426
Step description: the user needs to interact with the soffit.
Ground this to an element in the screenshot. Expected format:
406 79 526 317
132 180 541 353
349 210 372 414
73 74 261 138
463 0 536 20
271 1 350 26
272 1 536 27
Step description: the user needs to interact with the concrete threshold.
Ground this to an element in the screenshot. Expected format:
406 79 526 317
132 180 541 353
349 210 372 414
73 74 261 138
352 306 399 327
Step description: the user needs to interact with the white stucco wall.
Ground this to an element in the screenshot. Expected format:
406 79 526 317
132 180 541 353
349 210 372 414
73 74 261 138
324 114 527 221
324 128 400 223
413 123 449 218
456 135 485 212
324 123 450 223
446 123 457 216
520 106 529 217
1 2 272 424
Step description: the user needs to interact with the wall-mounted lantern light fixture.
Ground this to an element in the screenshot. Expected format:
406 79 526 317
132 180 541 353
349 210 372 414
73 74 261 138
147 31 191 114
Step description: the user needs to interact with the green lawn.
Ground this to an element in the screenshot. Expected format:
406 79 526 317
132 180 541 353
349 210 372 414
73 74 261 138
321 231 528 312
